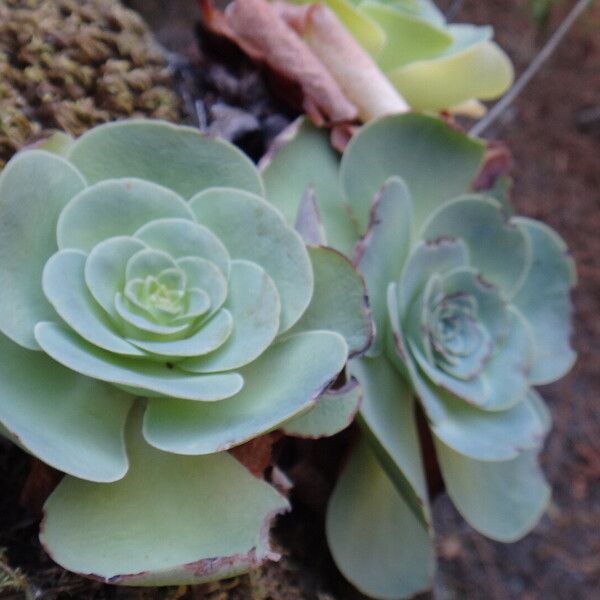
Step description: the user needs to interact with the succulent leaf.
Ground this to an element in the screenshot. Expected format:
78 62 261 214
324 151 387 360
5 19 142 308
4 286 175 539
326 438 434 600
41 407 288 585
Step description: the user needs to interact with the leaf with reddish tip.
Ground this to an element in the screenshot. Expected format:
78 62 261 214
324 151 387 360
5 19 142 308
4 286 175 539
41 408 288 586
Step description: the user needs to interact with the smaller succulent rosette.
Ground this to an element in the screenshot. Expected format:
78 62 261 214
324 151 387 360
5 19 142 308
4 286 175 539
288 0 514 113
0 120 371 585
262 114 575 599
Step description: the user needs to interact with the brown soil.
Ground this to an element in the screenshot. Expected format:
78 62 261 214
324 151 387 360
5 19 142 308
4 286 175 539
1 1 599 599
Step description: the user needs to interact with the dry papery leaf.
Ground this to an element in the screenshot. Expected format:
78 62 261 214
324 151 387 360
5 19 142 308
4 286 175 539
199 0 358 126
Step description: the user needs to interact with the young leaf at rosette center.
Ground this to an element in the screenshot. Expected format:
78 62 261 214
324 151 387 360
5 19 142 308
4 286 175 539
288 246 373 357
326 438 435 600
0 150 86 349
434 432 550 542
41 407 288 585
282 376 361 438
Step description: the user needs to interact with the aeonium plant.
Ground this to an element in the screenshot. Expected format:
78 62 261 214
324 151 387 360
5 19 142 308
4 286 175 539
287 0 514 115
0 120 372 584
261 114 576 599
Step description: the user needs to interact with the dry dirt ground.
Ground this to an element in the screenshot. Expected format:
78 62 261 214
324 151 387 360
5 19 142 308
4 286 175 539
1 1 599 599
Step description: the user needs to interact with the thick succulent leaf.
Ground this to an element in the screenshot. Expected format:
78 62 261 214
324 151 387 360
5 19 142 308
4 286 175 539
397 238 469 315
176 257 228 315
41 408 287 585
67 119 264 198
294 186 327 246
144 331 348 454
356 177 412 355
340 113 484 234
134 218 230 278
326 439 434 600
361 2 452 70
0 333 132 482
0 150 86 349
57 179 194 252
481 307 532 411
190 188 312 333
388 27 514 111
422 195 530 297
435 439 550 542
34 322 243 402
128 310 234 358
289 246 372 357
513 217 576 384
180 261 280 372
282 377 361 438
43 250 145 356
351 354 430 527
261 118 358 257
114 294 191 337
415 369 546 461
38 131 75 156
85 237 148 318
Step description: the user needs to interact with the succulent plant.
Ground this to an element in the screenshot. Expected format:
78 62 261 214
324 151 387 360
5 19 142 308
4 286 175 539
262 113 575 599
289 0 514 113
0 120 372 585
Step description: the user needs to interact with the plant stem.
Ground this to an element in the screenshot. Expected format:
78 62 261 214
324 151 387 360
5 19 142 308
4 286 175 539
470 0 592 137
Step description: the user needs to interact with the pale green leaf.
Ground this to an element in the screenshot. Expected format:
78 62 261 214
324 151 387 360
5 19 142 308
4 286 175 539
282 377 361 438
435 438 550 542
180 261 280 372
41 408 287 585
341 113 484 234
57 179 194 252
144 331 348 454
34 322 243 401
67 119 264 198
289 246 372 357
326 439 434 600
0 333 132 482
190 188 312 332
0 150 86 348
351 354 430 527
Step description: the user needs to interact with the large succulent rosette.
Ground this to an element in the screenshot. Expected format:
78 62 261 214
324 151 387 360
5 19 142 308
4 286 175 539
0 120 371 584
262 114 576 599
288 0 514 113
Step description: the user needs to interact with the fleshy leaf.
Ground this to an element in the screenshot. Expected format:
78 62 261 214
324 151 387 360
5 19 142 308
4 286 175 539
144 331 348 454
67 119 264 198
180 261 280 372
435 438 550 542
355 177 412 355
388 26 514 111
176 257 228 316
326 439 434 600
0 333 132 482
289 246 372 357
340 113 484 234
41 408 287 585
282 377 361 438
190 188 312 332
422 195 530 297
43 250 145 356
134 218 231 279
261 118 358 257
34 322 243 402
128 310 234 358
57 179 194 252
351 354 430 527
0 150 86 349
513 217 576 384
85 237 147 319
